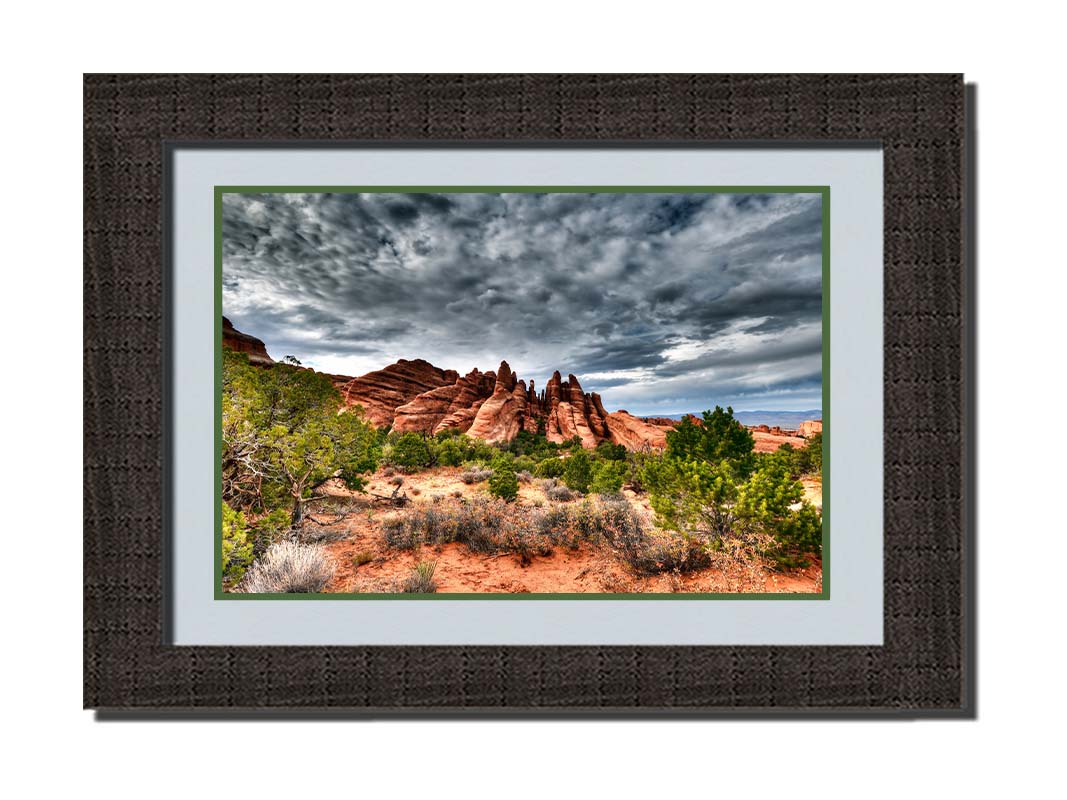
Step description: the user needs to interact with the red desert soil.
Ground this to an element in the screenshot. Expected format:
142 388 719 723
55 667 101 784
312 467 822 595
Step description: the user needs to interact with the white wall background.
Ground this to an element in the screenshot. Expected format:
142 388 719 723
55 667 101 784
2 3 1062 798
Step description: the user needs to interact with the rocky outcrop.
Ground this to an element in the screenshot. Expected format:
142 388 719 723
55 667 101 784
604 410 669 451
222 320 673 450
798 419 823 438
467 361 526 442
222 318 355 388
338 359 459 428
641 416 678 427
355 358 670 451
750 429 807 454
538 372 597 448
391 367 501 435
222 317 273 366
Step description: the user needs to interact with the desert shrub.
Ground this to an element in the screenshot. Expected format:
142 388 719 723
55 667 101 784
382 516 421 549
465 438 499 463
460 467 494 484
621 533 712 576
533 458 566 479
645 447 821 567
595 440 628 461
590 460 626 494
487 459 520 501
248 507 292 556
381 466 396 477
432 437 465 467
546 484 578 502
516 469 534 483
222 502 254 585
388 432 434 470
239 540 335 593
790 431 823 476
512 455 537 474
381 495 662 568
383 498 490 552
562 449 594 493
533 505 572 540
573 499 603 539
431 432 489 467
402 560 438 593
352 550 374 567
552 496 707 575
505 429 565 462
381 497 523 555
389 475 405 486
624 449 661 493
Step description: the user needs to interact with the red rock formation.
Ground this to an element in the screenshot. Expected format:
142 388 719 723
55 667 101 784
750 430 807 454
371 359 671 451
224 319 672 450
338 359 459 428
391 382 463 434
222 319 356 390
467 361 527 443
638 416 679 427
222 317 274 366
604 410 669 450
223 315 818 455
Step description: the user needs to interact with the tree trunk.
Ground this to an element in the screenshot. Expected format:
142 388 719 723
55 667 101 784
291 495 305 526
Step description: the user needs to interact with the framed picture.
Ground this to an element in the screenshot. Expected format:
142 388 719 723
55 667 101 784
84 74 972 715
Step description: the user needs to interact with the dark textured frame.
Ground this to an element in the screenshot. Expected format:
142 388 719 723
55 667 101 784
85 74 972 716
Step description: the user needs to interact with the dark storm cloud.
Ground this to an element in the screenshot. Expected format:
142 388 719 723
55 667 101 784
222 191 823 414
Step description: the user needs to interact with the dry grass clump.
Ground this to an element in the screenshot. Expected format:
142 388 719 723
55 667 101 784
460 467 494 484
538 477 579 501
382 493 718 578
381 495 665 568
401 560 438 593
617 532 712 575
239 540 335 593
351 550 374 567
516 470 534 484
384 497 507 552
546 485 578 502
588 497 711 575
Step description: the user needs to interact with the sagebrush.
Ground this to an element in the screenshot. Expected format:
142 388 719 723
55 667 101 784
239 540 336 593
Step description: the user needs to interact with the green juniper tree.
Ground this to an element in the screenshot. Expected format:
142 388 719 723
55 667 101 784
222 350 380 525
487 455 519 501
644 406 821 565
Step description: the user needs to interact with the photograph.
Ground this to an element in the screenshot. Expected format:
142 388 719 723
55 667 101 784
218 188 827 596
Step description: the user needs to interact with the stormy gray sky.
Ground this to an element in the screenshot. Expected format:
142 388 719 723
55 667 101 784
222 191 823 416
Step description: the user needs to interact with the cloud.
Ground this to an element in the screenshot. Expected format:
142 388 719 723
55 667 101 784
222 191 823 414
